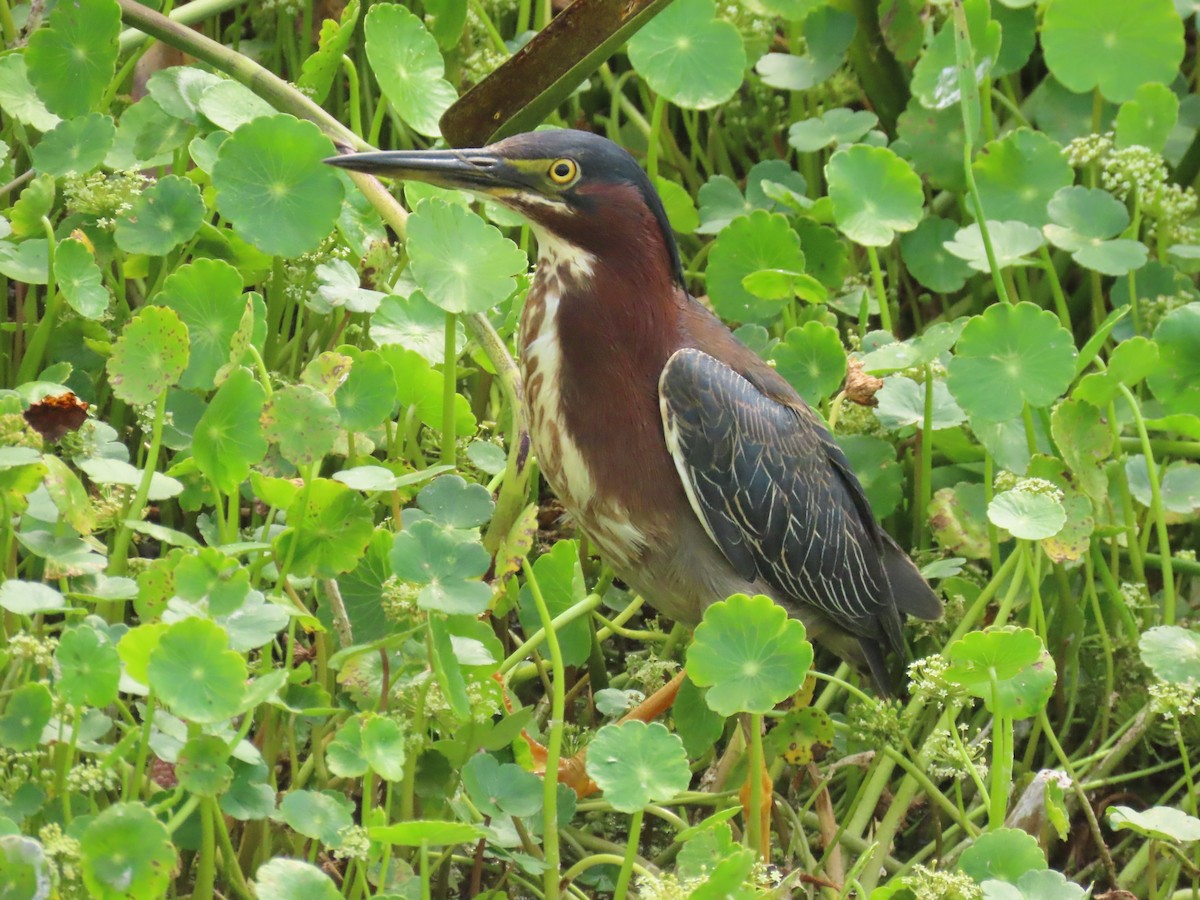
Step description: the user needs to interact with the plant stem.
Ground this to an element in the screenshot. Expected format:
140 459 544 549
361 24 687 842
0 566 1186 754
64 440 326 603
109 389 168 573
746 712 766 858
613 808 644 900
523 558 564 900
866 245 892 333
442 312 458 467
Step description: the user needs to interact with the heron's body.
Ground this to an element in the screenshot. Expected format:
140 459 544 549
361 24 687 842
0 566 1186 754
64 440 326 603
327 129 942 692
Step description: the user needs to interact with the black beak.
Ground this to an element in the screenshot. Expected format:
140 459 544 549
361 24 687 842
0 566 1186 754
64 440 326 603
323 148 524 195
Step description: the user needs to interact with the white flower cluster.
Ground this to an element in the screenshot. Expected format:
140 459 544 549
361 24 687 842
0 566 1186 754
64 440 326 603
902 865 984 899
39 822 82 884
65 759 120 794
1064 133 1114 168
907 654 963 703
8 633 57 667
333 824 371 861
1149 678 1200 721
380 575 424 625
923 723 990 781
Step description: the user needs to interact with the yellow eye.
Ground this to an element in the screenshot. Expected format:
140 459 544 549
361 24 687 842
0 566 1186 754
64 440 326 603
548 158 578 185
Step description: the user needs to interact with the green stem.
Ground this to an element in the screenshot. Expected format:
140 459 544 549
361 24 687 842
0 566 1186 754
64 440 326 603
194 796 216 899
15 219 59 385
865 245 892 333
441 312 458 467
109 390 168 574
523 558 564 900
613 809 644 900
645 93 666 183
746 713 765 858
1038 247 1072 331
918 365 934 549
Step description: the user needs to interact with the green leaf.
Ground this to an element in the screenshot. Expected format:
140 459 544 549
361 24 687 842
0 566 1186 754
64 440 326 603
1074 336 1159 407
146 66 224 123
706 210 805 323
25 0 120 118
900 217 974 293
0 240 49 285
1138 625 1200 685
107 305 190 406
275 479 375 578
973 129 1073 228
988 489 1067 541
372 292 466 364
313 260 386 314
1148 303 1200 416
0 683 51 751
364 3 457 137
193 367 268 494
212 115 344 257
105 97 178 169
428 612 470 718
10 174 55 238
260 384 340 468
406 199 527 314
381 346 476 436
946 302 1077 422
837 435 904 518
222 761 276 821
114 175 205 257
627 0 745 110
153 258 246 391
958 827 1046 884
518 540 590 668
80 803 176 900
1043 186 1147 276
826 145 924 246
0 580 65 616
896 97 973 192
1109 805 1200 844
770 321 847 403
0 835 50 898
755 6 855 91
944 627 1057 719
333 348 396 432
874 375 966 431
54 239 108 320
31 113 115 176
1042 0 1184 102
1115 82 1179 152
655 177 699 234
197 80 276 132
280 790 354 846
788 108 878 153
418 474 495 528
55 625 120 708
585 721 691 813
389 519 492 614
147 617 246 724
462 752 543 818
765 706 834 765
326 717 369 778
0 55 60 132
361 715 407 782
945 220 1045 271
177 735 233 796
929 483 991 560
911 0 999 112
298 0 361 103
254 859 341 900
687 593 813 716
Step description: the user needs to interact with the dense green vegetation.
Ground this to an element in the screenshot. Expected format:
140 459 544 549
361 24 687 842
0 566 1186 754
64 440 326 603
0 0 1198 896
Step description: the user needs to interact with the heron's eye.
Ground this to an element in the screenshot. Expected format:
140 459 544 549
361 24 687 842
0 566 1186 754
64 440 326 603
548 158 578 185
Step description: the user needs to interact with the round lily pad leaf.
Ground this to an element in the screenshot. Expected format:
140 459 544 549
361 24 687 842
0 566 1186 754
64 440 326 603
462 752 543 819
274 478 375 578
1109 805 1200 844
1043 188 1147 274
910 0 999 111
992 4 1037 77
389 519 492 614
80 803 176 900
771 321 847 403
417 475 495 528
0 580 65 615
280 790 354 846
260 384 340 467
254 858 341 900
901 217 974 293
837 434 903 518
114 175 205 257
754 6 855 92
153 259 246 391
1147 303 1200 416
765 706 834 765
0 683 51 751
957 827 1047 883
946 302 1077 422
372 292 466 363
874 375 966 431
655 176 699 234
1138 625 1200 684
31 113 115 176
177 734 233 796
706 210 805 323
945 221 1045 271
364 3 457 137
687 593 813 716
406 199 527 314
197 80 276 132
0 835 50 899
360 715 407 782
193 367 268 494
333 348 396 432
55 624 120 708
628 0 745 109
988 489 1066 541
944 627 1056 719
146 65 224 123
147 617 246 724
973 129 1073 228
107 305 190 407
788 108 878 153
896 98 972 192
585 721 691 814
25 0 120 118
55 238 109 319
826 145 924 247
1042 0 1183 102
0 55 61 132
1116 82 1179 152
212 114 344 257
0 239 48 285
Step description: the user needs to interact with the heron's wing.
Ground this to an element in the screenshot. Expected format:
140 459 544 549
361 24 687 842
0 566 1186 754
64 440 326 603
658 347 906 648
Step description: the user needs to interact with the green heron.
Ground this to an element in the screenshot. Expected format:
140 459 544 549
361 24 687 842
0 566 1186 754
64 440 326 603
327 130 942 693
